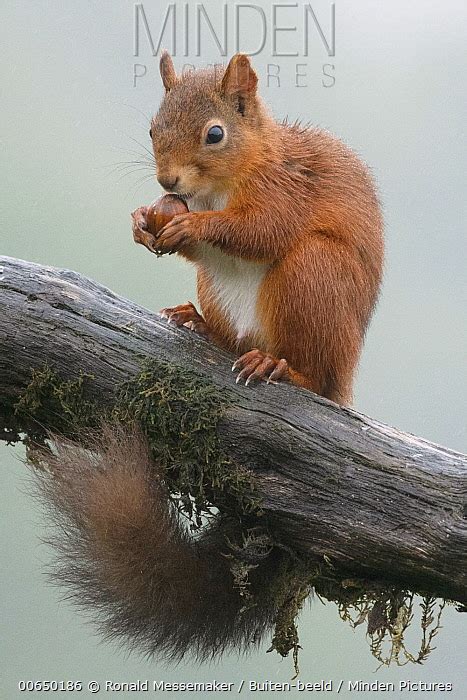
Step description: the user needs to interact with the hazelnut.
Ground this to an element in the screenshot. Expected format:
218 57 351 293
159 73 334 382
146 194 189 236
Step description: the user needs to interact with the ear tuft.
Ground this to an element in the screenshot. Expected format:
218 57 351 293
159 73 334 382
160 50 177 92
221 54 258 101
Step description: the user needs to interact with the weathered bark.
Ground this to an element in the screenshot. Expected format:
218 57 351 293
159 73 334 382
1 256 466 603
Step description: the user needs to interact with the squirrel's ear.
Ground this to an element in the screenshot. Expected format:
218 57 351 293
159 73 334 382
221 54 258 108
160 50 177 92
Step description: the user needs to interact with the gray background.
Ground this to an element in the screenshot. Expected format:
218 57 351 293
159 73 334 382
1 1 466 698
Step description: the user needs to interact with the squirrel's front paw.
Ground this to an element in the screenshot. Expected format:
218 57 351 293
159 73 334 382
156 213 200 254
131 206 160 254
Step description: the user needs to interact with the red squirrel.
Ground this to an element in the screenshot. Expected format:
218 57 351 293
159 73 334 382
33 54 384 662
132 52 384 405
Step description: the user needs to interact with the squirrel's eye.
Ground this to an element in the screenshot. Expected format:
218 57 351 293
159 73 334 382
206 125 224 145
149 128 153 139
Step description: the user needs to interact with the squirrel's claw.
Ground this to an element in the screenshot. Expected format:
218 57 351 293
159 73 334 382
235 356 263 384
160 302 209 337
232 349 289 386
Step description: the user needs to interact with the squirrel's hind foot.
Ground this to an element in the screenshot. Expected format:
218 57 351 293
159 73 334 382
160 301 209 337
232 349 289 387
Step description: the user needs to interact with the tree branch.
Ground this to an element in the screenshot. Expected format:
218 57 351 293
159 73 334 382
1 256 466 603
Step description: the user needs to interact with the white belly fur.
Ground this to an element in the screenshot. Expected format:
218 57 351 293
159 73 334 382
188 193 269 341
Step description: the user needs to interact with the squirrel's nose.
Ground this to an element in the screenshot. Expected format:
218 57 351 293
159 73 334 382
157 175 179 192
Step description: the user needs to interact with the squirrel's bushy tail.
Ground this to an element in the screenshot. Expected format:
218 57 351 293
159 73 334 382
33 426 280 661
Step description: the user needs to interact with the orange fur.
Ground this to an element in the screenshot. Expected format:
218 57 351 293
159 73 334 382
138 54 384 404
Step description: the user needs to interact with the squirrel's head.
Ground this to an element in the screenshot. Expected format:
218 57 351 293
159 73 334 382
150 53 271 200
